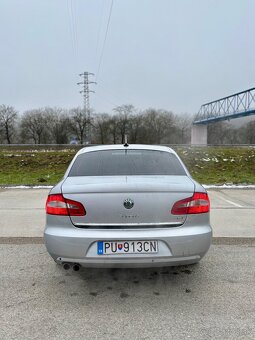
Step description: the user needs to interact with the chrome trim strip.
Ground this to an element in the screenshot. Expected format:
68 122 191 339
74 222 182 227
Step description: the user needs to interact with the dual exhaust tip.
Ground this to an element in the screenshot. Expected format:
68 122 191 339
63 262 81 271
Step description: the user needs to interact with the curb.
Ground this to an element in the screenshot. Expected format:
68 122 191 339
212 237 255 246
0 237 254 246
0 237 44 244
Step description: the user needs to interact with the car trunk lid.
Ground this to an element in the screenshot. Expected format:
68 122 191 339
61 175 195 227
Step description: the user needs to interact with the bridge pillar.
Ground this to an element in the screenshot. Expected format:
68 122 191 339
191 124 207 145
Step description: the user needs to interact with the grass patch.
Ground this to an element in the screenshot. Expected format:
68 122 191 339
175 146 255 185
0 146 254 185
0 149 76 185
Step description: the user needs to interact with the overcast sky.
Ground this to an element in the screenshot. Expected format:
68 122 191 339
0 0 255 115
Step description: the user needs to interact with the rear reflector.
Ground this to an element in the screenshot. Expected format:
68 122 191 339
46 194 86 216
171 192 210 215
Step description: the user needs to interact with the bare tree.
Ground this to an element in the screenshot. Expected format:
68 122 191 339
207 121 231 145
142 109 175 144
243 121 255 144
94 113 112 144
114 105 135 143
0 124 4 143
7 102 252 146
93 107 178 145
21 109 49 144
69 108 89 144
175 113 193 144
108 115 119 144
44 107 70 144
0 105 18 144
128 113 144 143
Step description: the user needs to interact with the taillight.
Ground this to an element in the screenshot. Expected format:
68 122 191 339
46 194 86 216
171 192 210 215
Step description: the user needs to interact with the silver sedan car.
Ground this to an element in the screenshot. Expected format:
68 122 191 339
44 144 212 270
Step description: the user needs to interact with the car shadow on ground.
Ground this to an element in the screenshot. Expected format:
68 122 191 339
58 262 201 300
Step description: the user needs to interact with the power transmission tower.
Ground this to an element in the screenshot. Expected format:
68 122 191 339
77 72 96 143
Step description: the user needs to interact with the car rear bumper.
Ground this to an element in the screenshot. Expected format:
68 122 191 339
44 223 212 268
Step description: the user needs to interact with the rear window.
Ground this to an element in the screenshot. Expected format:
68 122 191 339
68 149 186 176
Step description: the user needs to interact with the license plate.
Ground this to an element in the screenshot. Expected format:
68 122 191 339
97 240 158 255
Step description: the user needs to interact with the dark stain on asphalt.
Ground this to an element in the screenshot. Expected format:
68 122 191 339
90 292 98 297
120 292 129 298
58 280 66 284
149 271 158 278
113 277 118 281
173 272 179 275
107 286 113 290
153 292 160 296
32 283 36 286
182 269 192 275
160 270 169 275
185 289 191 293
70 292 79 296
133 280 139 284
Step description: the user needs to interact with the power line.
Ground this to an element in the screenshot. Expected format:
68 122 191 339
96 0 114 82
66 0 78 59
97 82 131 108
94 0 106 65
66 0 75 53
70 0 78 57
94 91 119 108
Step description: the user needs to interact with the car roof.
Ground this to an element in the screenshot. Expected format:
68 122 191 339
77 144 176 156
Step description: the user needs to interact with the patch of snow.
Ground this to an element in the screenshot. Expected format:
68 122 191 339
0 185 53 189
4 154 22 157
203 184 255 189
211 157 219 163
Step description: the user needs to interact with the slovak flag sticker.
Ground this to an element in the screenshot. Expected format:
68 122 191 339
118 244 123 250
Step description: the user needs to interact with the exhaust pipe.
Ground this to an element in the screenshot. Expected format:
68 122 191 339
72 263 81 272
63 262 71 270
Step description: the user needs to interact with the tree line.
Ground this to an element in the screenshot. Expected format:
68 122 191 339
0 103 254 144
0 104 191 144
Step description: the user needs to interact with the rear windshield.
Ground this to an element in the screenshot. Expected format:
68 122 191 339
68 149 186 176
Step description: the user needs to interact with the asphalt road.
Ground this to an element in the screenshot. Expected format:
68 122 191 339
0 244 254 340
0 188 255 238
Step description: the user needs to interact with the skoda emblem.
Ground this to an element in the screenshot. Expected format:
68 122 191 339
123 198 134 209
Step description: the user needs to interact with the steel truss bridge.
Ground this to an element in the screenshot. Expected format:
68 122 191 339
194 87 255 124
